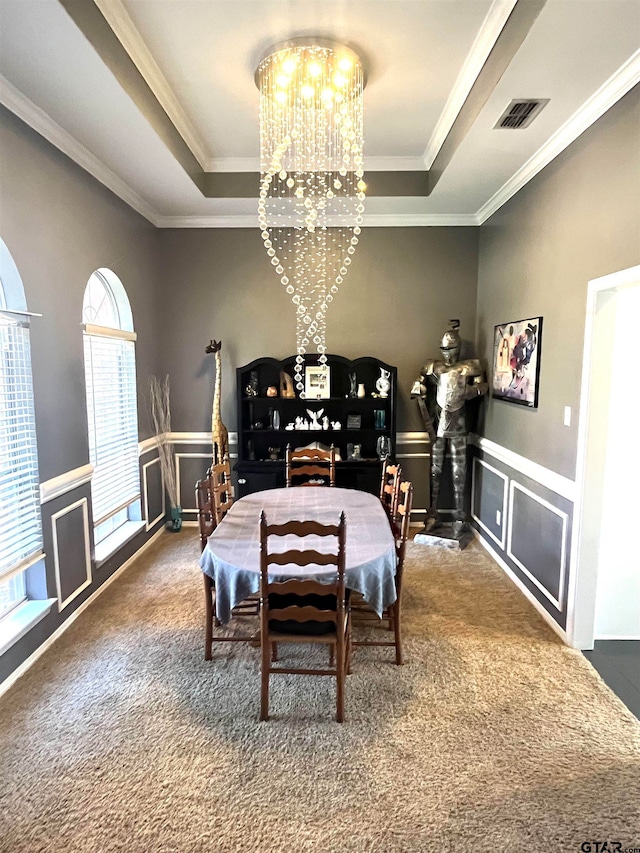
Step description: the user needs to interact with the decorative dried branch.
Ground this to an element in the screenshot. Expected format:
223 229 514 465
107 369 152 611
149 375 179 508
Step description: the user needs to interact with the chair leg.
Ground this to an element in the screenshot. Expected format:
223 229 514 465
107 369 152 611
204 575 213 661
393 601 403 666
260 638 270 722
336 633 345 723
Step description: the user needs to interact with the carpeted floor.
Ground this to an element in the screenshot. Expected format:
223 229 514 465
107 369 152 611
1 532 639 853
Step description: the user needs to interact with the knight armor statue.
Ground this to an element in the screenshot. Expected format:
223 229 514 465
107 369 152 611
411 320 488 538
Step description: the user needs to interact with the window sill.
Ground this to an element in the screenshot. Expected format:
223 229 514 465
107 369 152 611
94 520 146 568
0 599 57 657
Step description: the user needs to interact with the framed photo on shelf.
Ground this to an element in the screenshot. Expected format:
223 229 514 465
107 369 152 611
492 317 542 408
304 365 331 399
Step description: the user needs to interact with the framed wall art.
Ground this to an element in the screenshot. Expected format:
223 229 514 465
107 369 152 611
492 317 542 407
304 364 331 399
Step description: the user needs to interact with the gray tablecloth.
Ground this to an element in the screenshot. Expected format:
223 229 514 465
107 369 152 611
199 487 397 623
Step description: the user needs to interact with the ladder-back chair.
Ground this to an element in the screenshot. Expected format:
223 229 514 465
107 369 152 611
259 511 350 722
379 460 403 531
285 445 336 487
353 480 413 665
211 458 234 525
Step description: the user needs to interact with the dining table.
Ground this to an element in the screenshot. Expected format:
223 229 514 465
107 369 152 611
199 487 398 624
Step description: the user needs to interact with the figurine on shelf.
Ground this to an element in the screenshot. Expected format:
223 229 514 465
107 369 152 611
266 385 278 397
280 371 296 398
245 370 258 397
347 442 362 461
348 371 358 398
332 420 342 431
376 368 391 398
306 408 324 430
357 383 366 398
376 435 392 459
268 447 280 461
285 422 295 431
322 416 330 431
295 416 304 430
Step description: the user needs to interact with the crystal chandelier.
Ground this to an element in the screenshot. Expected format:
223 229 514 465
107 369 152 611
256 38 366 394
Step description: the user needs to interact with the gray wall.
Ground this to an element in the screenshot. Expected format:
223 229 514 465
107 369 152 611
157 226 480 435
476 85 640 480
0 106 162 481
0 107 165 686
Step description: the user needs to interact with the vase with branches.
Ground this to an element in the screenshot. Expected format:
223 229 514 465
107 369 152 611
149 375 181 531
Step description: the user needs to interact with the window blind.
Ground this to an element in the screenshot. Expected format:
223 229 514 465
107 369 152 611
0 313 44 583
83 330 140 527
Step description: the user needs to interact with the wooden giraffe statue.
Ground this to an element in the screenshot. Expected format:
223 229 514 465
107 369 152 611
205 339 229 465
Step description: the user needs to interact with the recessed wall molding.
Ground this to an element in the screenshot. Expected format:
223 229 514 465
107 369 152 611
397 432 430 444
476 49 640 224
40 464 94 504
472 435 576 501
507 480 568 611
471 456 508 550
51 497 92 612
142 457 165 532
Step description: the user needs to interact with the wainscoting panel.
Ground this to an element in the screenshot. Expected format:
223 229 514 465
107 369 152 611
508 482 568 611
471 457 508 549
142 457 165 531
176 451 214 514
51 498 92 611
470 440 574 630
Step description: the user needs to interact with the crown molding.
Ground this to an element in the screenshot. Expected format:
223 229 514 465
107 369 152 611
422 0 518 170
92 0 210 170
0 75 160 226
205 156 427 173
475 49 640 224
155 213 479 228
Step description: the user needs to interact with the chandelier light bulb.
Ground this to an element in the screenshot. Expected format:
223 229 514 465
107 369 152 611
256 38 366 392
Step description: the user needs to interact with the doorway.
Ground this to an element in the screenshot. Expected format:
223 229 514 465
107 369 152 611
568 265 640 650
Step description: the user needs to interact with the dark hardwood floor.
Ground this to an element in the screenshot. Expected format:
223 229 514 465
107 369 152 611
583 640 640 720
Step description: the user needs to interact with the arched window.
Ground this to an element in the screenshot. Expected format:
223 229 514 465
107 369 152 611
0 239 44 619
82 269 140 548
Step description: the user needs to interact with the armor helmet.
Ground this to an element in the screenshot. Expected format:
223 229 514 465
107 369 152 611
440 320 461 364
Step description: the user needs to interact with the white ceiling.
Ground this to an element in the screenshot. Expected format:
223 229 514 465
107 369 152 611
0 0 638 226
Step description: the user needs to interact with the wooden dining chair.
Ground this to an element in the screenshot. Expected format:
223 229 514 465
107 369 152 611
210 457 234 524
197 467 258 661
285 444 336 487
259 511 350 722
352 480 413 665
379 459 403 530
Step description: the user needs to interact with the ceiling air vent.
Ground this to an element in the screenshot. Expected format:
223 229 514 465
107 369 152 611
494 99 549 129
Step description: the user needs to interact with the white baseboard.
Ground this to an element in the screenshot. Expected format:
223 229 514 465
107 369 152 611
473 529 569 645
0 526 166 700
594 634 640 641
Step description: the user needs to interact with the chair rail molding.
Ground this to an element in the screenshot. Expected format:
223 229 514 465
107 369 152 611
472 435 576 501
40 464 94 504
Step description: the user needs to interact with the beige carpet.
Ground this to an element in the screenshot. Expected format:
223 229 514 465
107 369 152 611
1 532 639 853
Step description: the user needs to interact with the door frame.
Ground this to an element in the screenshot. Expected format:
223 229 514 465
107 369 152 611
567 264 640 649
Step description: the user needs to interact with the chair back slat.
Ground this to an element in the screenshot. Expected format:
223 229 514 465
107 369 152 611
266 519 341 537
268 606 338 624
267 577 338 597
285 444 336 487
266 550 341 567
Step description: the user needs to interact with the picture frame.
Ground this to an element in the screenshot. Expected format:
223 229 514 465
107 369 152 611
492 317 542 408
346 413 362 430
304 364 331 399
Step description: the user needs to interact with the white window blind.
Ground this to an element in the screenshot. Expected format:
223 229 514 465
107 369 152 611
0 312 44 583
83 328 140 528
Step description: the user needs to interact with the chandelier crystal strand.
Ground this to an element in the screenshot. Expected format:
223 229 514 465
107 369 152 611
257 41 366 395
